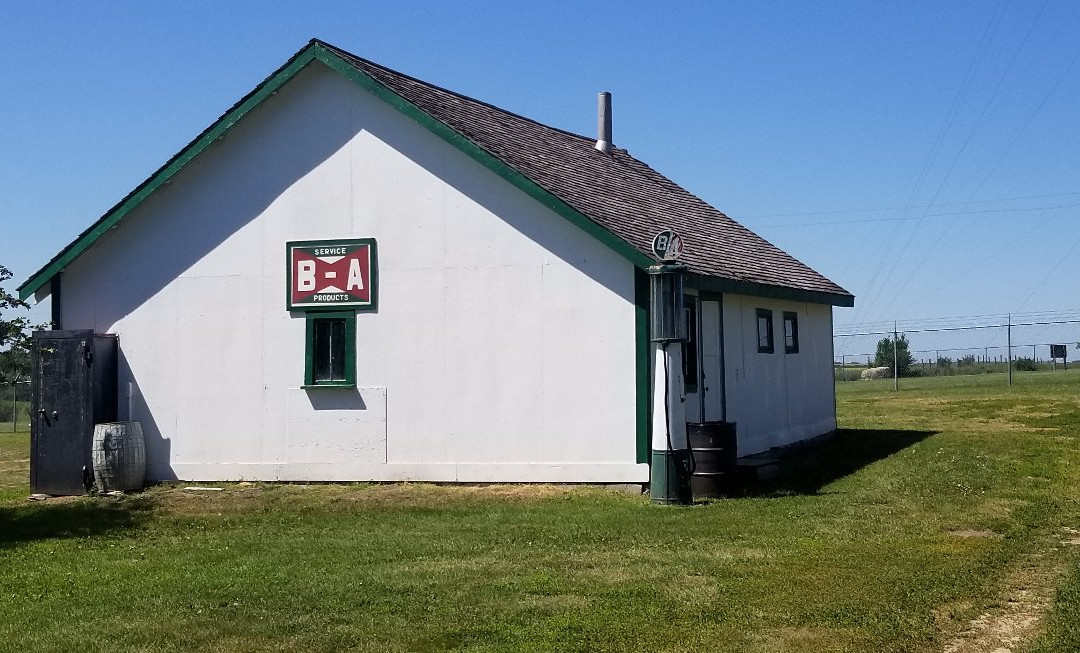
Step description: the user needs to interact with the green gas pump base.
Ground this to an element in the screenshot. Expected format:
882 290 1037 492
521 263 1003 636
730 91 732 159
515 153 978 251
650 449 693 505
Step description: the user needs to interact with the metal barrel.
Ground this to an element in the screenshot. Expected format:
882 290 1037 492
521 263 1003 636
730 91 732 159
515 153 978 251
92 421 146 492
687 421 737 499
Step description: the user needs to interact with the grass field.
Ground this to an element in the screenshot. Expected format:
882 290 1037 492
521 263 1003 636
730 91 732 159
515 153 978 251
1 373 1079 652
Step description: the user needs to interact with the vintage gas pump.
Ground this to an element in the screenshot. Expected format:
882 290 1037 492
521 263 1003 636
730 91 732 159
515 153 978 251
648 230 692 504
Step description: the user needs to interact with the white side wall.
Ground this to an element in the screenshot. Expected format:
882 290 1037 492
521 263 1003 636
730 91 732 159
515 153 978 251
721 295 836 456
58 63 646 483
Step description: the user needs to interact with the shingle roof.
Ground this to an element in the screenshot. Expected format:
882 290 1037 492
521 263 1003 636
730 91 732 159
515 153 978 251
19 39 851 306
320 41 852 304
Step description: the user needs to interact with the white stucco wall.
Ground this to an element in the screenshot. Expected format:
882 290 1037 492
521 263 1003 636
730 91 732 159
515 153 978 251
58 62 645 483
721 295 836 456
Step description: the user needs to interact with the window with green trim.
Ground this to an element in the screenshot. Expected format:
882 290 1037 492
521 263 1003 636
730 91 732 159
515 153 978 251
756 308 774 354
783 311 799 354
304 311 356 387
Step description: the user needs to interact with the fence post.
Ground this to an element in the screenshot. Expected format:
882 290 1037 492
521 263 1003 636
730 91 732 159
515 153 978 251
893 322 899 393
1007 313 1012 386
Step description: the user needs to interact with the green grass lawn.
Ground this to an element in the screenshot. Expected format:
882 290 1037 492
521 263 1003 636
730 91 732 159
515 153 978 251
1 373 1079 652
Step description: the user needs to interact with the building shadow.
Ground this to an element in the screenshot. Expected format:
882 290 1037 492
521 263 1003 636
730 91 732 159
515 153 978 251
732 428 937 498
0 495 155 550
117 348 175 481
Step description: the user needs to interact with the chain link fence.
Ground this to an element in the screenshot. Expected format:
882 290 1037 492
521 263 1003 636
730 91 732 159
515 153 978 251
835 310 1080 386
1 381 31 432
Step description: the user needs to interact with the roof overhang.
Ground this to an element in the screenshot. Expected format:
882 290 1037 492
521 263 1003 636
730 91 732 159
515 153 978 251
691 273 854 307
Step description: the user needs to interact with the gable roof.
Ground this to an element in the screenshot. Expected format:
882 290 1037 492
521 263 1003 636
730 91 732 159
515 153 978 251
20 39 852 307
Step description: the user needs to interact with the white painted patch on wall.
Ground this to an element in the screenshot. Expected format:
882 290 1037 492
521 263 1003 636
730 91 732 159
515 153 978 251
286 387 387 464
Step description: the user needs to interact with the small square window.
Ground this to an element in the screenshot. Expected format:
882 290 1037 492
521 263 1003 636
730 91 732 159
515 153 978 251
756 308 774 354
304 311 356 387
783 312 799 354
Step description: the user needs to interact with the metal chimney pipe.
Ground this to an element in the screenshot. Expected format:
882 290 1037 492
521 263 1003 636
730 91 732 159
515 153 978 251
595 92 612 154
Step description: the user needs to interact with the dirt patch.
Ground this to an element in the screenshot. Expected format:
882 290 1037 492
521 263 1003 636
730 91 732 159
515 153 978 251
974 499 1029 521
457 483 579 500
147 481 592 517
949 529 1003 539
942 541 1071 653
25 494 84 504
663 573 720 603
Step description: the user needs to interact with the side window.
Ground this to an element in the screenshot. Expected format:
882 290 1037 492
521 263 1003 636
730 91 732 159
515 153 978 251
683 296 698 392
756 308 774 354
783 312 799 354
305 311 356 387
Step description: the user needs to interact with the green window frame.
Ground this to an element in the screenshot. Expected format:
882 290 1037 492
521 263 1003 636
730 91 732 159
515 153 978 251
783 311 799 354
304 310 356 387
756 308 774 354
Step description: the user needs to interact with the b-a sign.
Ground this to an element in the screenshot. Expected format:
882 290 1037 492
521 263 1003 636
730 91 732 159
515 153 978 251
287 239 378 311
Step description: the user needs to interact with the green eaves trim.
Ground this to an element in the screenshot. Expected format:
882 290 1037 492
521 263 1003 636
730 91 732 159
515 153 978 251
693 274 855 308
19 45 323 300
634 268 650 465
310 46 654 271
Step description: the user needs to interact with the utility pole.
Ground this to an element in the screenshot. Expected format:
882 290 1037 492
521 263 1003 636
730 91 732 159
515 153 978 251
1007 313 1012 386
9 375 25 433
893 322 899 393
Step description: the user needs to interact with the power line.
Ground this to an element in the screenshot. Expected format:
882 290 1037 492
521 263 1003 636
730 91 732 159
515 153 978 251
750 202 1080 229
1014 229 1080 312
847 1 1006 327
739 189 1080 220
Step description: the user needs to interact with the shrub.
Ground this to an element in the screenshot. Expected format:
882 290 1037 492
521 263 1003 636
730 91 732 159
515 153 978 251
1012 357 1038 372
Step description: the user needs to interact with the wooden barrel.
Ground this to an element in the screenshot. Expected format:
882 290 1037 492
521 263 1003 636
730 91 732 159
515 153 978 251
92 421 145 492
687 421 737 499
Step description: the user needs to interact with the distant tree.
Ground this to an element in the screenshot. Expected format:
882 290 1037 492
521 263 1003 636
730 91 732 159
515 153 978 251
1 264 37 384
0 264 32 352
0 348 29 384
874 334 915 377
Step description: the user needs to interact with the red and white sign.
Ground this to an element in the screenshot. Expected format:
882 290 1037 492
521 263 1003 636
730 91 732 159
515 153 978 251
287 239 378 311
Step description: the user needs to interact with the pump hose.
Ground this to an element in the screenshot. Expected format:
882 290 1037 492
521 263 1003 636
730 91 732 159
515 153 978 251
662 343 696 477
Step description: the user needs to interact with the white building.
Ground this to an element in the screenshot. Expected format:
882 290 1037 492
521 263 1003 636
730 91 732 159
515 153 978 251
20 40 853 485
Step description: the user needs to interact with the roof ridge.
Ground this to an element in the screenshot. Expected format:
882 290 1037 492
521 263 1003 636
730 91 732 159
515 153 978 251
314 40 600 147
19 38 851 306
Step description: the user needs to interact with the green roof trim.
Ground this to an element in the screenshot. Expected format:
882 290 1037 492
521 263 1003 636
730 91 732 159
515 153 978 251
19 40 653 300
692 274 855 307
19 45 321 300
309 45 654 271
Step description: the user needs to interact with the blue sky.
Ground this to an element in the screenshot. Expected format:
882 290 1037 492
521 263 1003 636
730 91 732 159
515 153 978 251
2 1 1078 330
